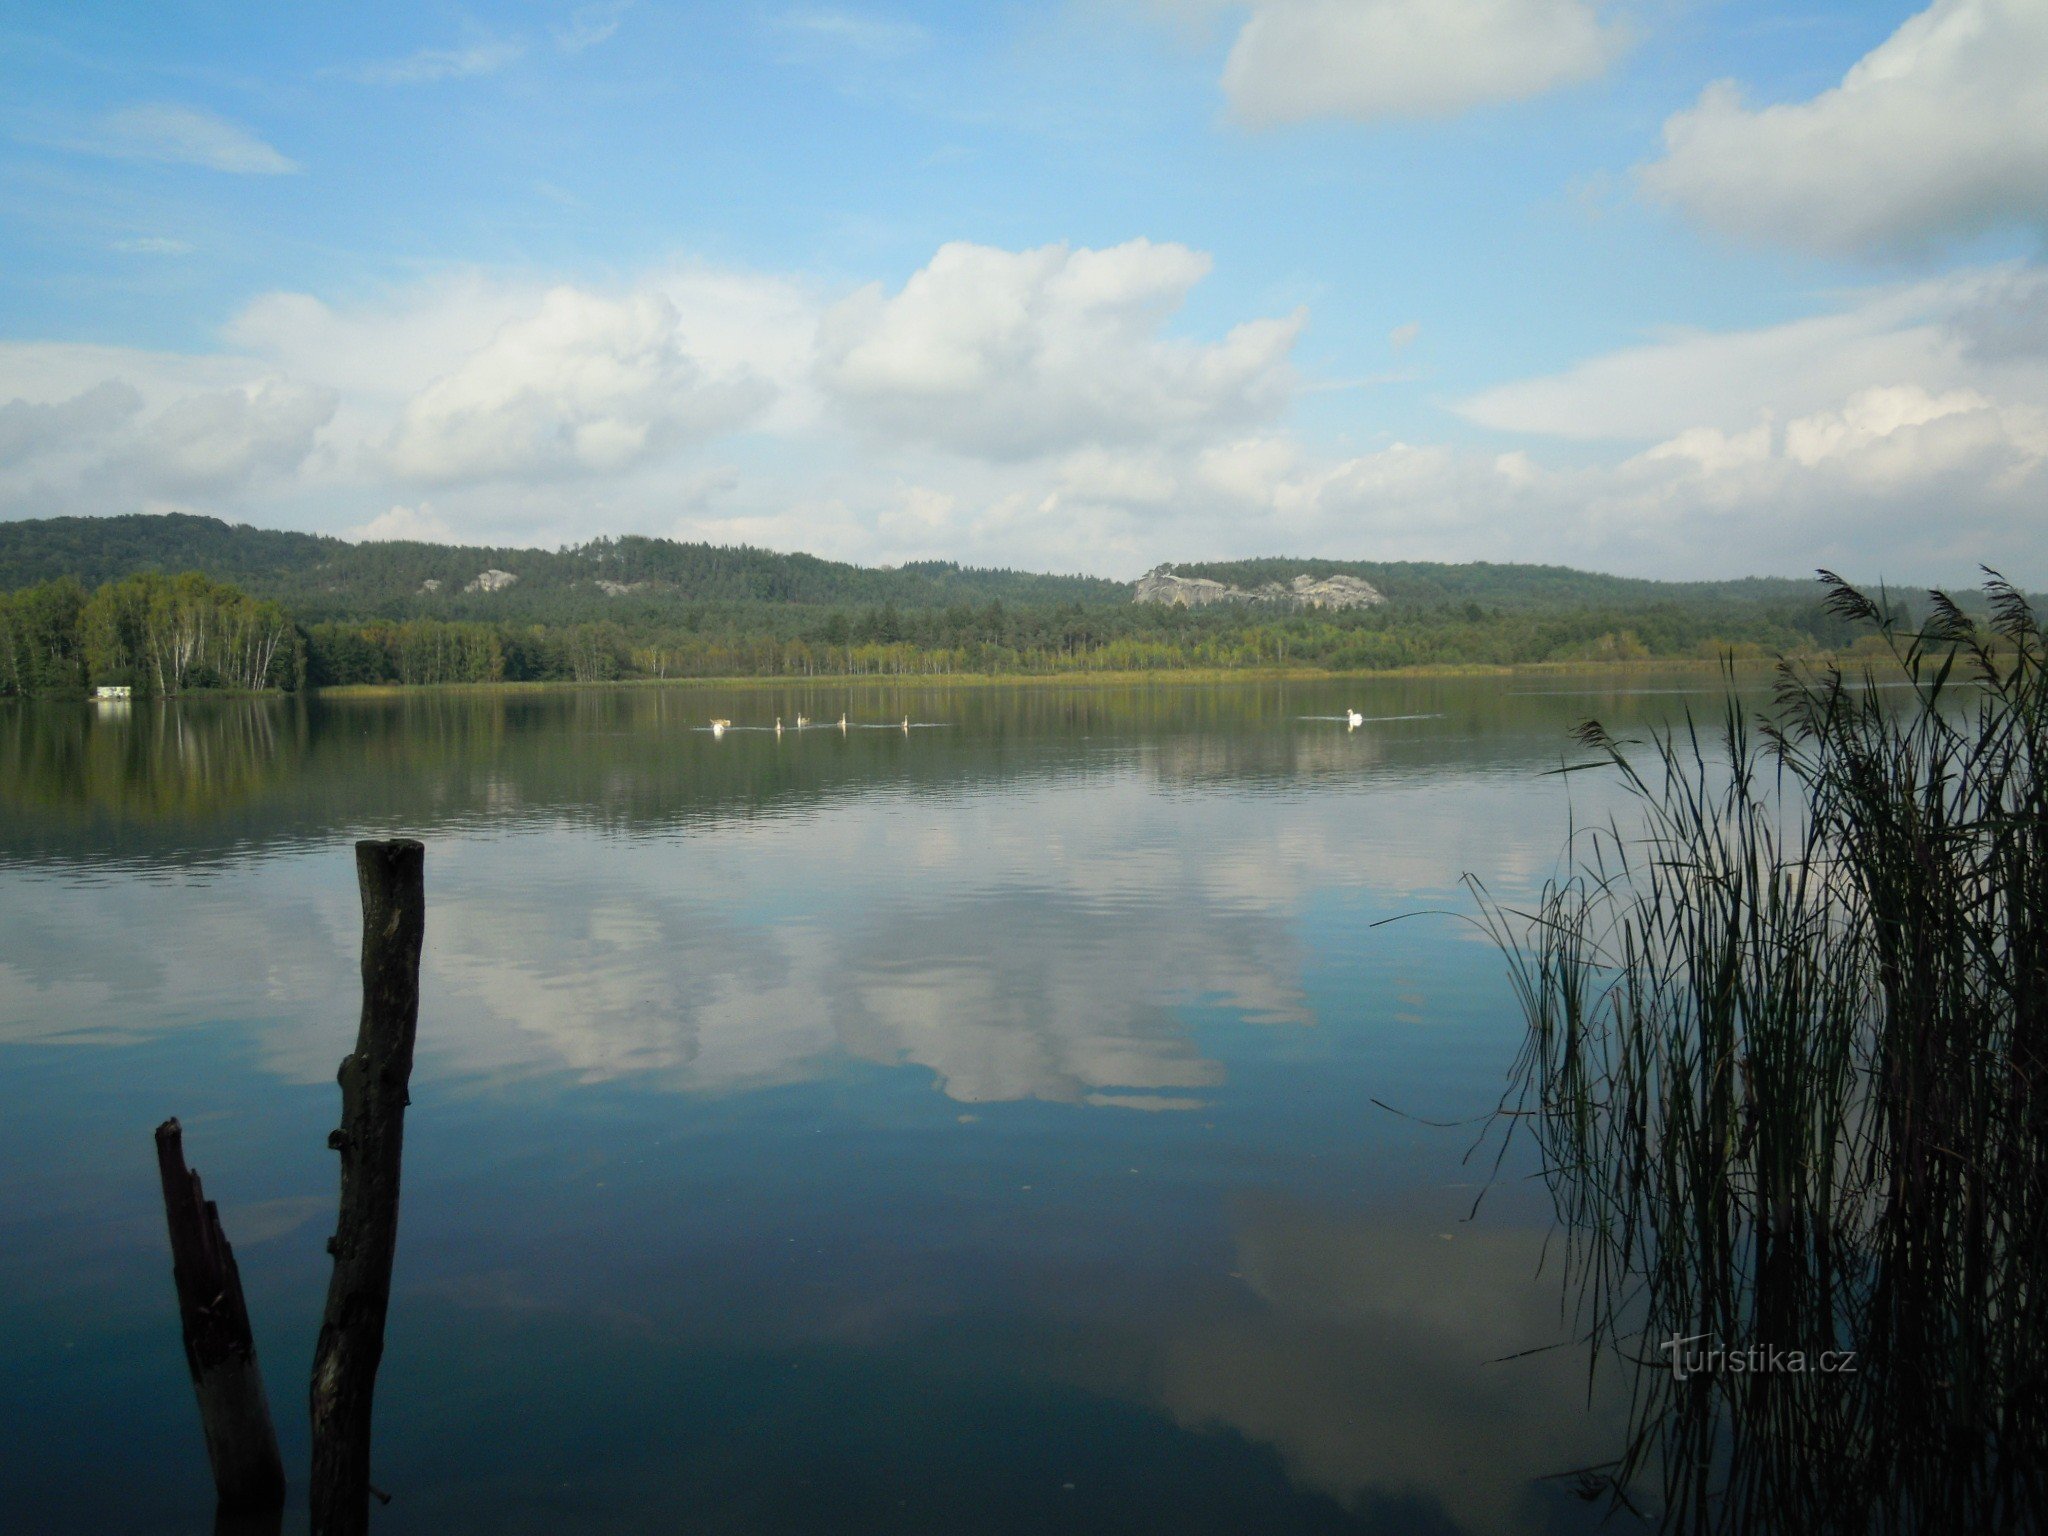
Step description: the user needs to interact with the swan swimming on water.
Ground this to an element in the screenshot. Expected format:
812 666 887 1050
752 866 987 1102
838 713 848 731
710 718 730 737
796 713 810 728
902 716 911 733
1346 709 1364 728
775 716 784 736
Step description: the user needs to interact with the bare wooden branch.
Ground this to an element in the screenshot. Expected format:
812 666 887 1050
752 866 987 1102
309 838 425 1536
153 1118 286 1513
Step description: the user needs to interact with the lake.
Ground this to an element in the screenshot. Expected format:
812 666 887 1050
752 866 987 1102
0 674 1739 1534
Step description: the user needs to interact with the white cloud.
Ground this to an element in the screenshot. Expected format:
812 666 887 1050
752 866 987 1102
1454 269 2048 442
881 297 2047 577
1199 0 1626 126
352 503 459 543
387 286 774 483
4 250 2044 583
0 380 142 463
816 239 1301 460
0 372 332 511
143 380 337 491
226 280 523 400
78 104 298 175
1780 384 2033 473
1641 0 2048 255
346 38 526 85
0 265 813 529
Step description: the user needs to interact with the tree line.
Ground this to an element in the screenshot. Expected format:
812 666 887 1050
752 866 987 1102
0 572 298 697
0 566 1904 698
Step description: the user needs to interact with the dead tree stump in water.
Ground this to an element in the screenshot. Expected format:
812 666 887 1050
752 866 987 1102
310 838 425 1536
153 1118 287 1513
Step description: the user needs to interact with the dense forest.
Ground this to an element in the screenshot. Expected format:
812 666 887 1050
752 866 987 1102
0 514 1124 621
0 512 1994 697
0 571 298 696
0 513 1876 621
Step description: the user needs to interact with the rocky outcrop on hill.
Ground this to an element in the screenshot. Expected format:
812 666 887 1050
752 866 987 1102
1133 565 1385 611
1133 567 1236 607
464 569 519 594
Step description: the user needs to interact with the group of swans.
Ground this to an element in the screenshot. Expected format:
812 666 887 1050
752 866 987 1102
712 710 1372 738
710 713 915 737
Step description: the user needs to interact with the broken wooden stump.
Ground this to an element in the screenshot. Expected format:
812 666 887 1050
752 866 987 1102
153 1117 286 1514
310 837 426 1536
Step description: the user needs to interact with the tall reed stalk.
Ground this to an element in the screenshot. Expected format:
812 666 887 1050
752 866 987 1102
1478 573 2046 1531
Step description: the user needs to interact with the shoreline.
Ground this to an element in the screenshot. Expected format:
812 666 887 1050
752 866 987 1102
9 653 1841 706
309 653 1801 699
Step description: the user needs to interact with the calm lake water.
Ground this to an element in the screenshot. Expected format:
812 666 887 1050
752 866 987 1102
0 674 1748 1534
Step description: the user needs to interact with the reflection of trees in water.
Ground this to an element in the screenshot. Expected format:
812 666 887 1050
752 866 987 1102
0 697 294 825
1 670 1770 867
1479 584 2047 1531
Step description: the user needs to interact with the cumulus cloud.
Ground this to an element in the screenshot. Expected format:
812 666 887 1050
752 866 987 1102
352 503 459 543
0 267 810 529
4 247 2043 583
816 239 1300 460
387 286 774 483
1046 403 2043 580
1641 0 2048 255
900 265 2048 578
0 373 333 513
1454 269 2048 442
1183 0 1625 126
0 380 143 463
143 380 337 491
76 103 298 175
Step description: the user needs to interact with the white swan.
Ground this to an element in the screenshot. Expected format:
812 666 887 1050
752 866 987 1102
902 716 911 733
710 718 730 737
1345 708 1364 728
775 716 784 735
796 713 810 728
838 712 848 731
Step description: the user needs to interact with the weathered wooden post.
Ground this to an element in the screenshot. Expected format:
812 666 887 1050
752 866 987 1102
153 1118 287 1513
310 838 425 1536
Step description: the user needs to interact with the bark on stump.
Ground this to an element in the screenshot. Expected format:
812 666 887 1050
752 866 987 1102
309 838 425 1536
154 1118 287 1512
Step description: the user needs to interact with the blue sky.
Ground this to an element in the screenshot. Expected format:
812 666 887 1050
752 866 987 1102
1 0 2043 580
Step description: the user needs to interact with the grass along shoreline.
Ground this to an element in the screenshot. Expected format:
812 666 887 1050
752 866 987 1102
301 653 1799 700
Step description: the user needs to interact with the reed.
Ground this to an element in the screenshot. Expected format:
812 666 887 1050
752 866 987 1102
1475 572 2047 1531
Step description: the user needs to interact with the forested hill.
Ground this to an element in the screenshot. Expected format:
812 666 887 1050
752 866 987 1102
0 514 341 592
9 512 2028 696
0 513 2001 627
0 514 1126 620
1164 558 1836 612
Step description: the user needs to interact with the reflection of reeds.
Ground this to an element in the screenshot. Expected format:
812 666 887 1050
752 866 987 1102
1476 574 2046 1531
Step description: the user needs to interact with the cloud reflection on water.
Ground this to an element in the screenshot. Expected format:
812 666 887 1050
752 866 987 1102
1 738 1584 1113
0 679 1678 1532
